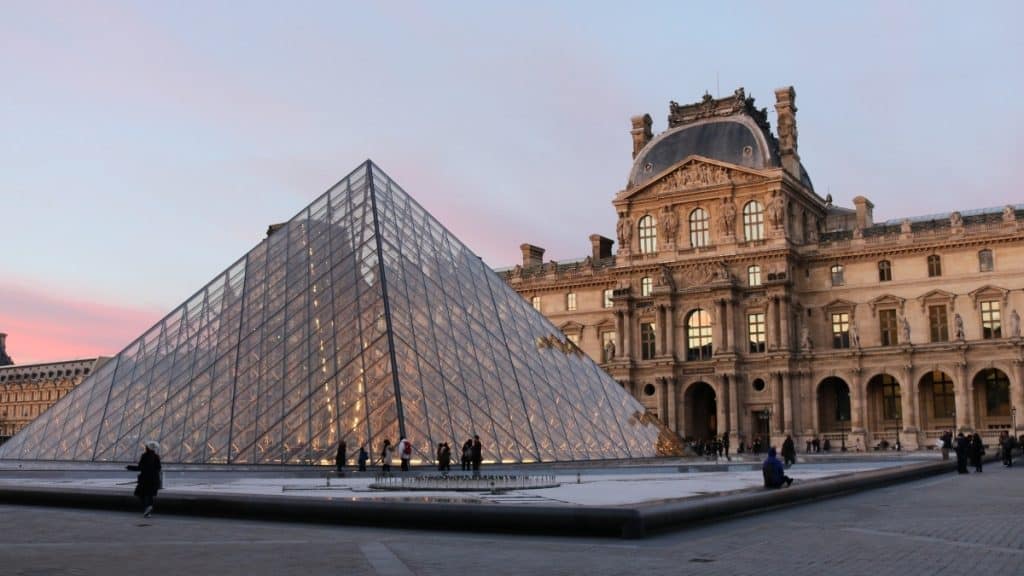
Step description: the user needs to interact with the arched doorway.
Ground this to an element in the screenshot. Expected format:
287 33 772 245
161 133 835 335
684 382 717 440
867 373 902 448
817 377 851 433
918 370 955 439
973 368 1011 433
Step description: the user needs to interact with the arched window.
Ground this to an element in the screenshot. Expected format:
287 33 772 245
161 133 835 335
978 249 994 272
743 201 765 241
686 309 713 361
689 208 710 248
878 260 892 282
927 254 942 277
640 277 653 297
830 264 844 286
747 265 762 287
638 215 657 254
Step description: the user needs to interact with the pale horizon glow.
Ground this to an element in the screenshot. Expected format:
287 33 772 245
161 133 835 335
2 1 1022 363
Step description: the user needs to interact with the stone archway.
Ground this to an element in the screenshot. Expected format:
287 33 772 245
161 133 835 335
918 370 956 439
684 381 717 440
866 373 902 447
973 368 1012 434
817 377 851 433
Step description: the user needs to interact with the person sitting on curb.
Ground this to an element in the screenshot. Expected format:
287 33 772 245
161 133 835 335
762 447 793 489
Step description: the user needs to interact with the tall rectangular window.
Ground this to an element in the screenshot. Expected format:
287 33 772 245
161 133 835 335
927 255 942 277
748 313 766 353
531 296 541 311
831 312 850 349
882 376 902 420
831 264 844 287
979 249 994 272
931 371 955 418
747 265 762 287
879 309 899 346
689 208 710 248
878 260 892 282
641 277 653 297
981 300 1002 339
640 322 656 360
565 333 580 346
603 289 614 309
566 292 577 311
929 305 949 342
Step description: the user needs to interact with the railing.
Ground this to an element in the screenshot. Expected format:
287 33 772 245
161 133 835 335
369 474 559 492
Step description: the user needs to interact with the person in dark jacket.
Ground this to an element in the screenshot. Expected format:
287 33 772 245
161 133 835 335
471 435 483 477
1000 431 1014 467
954 433 969 474
969 433 985 472
762 447 793 488
335 440 347 473
941 430 952 461
461 439 473 471
439 442 451 472
781 435 797 468
127 441 162 517
357 445 369 472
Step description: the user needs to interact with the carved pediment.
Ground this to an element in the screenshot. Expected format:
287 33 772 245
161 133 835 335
617 157 767 202
868 294 905 317
917 289 956 312
678 260 732 288
825 298 858 318
969 284 1009 308
559 321 584 334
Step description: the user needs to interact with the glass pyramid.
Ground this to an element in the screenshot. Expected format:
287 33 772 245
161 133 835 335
0 162 672 465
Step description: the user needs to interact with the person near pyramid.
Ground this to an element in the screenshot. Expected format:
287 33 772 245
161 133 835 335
397 436 412 471
381 440 393 474
126 441 162 517
471 435 483 477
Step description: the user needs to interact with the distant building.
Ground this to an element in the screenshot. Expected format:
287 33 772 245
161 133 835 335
502 87 1024 452
0 334 108 442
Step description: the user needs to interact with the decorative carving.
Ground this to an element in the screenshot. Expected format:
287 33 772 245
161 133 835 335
616 215 633 249
807 219 819 243
950 211 963 229
658 264 676 290
767 191 786 228
1004 205 1017 223
800 325 813 351
718 199 737 235
679 261 731 287
661 206 679 242
900 316 911 343
630 114 653 158
604 339 616 361
650 161 760 195
668 87 771 134
954 313 965 341
850 320 861 348
900 218 912 235
1011 309 1021 339
853 226 863 239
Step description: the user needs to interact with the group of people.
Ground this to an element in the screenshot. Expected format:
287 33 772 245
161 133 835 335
952 432 988 474
332 435 485 476
687 434 730 460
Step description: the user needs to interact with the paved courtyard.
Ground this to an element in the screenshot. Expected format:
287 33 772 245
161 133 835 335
1 458 1021 575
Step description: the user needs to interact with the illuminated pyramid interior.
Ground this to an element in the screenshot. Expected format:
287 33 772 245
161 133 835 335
0 161 672 464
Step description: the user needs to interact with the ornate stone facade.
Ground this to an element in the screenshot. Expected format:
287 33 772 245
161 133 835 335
0 335 106 442
502 87 1024 453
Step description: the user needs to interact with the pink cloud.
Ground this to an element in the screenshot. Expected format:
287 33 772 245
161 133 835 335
0 282 163 365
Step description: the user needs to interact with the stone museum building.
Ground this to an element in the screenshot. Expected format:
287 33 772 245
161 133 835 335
0 333 106 443
502 86 1024 451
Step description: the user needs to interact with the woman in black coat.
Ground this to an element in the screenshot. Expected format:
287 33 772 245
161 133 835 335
127 441 162 517
969 433 985 473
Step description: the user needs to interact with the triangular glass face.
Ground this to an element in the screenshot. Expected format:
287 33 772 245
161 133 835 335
0 162 670 464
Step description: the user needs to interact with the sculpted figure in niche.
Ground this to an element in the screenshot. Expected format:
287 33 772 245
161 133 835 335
617 215 633 249
719 199 737 235
950 211 963 228
900 316 911 343
900 218 912 235
850 320 860 348
800 325 813 351
954 313 965 340
604 339 616 361
1011 309 1021 338
767 192 786 228
661 207 679 242
1004 205 1017 223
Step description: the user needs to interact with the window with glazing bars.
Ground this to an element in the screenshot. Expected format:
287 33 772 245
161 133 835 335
638 215 657 254
743 201 764 241
831 312 850 348
640 322 656 360
981 300 1001 339
879 309 899 346
689 208 710 248
748 312 765 353
929 305 948 342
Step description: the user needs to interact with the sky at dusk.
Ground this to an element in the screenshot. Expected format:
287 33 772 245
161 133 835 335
2 1 1022 363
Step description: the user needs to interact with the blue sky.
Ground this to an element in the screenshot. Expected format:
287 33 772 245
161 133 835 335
1 0 1022 362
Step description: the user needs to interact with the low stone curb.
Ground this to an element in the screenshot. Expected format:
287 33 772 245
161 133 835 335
0 459 967 539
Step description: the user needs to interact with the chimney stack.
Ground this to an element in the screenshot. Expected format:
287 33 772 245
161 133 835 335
774 87 800 178
0 332 12 366
853 196 874 229
520 244 545 268
630 114 653 158
589 234 614 261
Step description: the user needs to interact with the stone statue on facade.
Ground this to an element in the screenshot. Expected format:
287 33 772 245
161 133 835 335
767 192 786 228
719 199 736 235
616 215 633 249
900 316 911 344
800 325 813 351
954 313 965 340
807 219 820 243
950 211 963 229
658 264 676 290
1011 309 1021 339
661 207 679 242
604 339 616 361
900 218 912 235
850 320 860 348
1004 205 1017 223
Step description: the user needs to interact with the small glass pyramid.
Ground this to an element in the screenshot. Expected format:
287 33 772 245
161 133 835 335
0 162 671 464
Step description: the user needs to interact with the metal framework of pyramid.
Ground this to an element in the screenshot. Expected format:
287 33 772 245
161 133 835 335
0 161 668 465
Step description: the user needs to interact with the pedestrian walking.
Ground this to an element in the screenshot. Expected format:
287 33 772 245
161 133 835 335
126 440 162 518
782 434 797 468
969 433 985 473
461 439 472 471
762 447 793 489
397 436 412 472
335 440 346 473
941 430 952 461
722 432 731 462
436 443 446 471
954 433 969 474
1001 431 1014 467
381 439 393 473
471 434 483 477
357 445 369 472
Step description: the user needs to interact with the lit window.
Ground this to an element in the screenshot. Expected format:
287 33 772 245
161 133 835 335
641 277 653 297
979 249 994 273
831 312 850 349
881 375 901 420
830 264 844 287
566 292 577 311
640 322 656 360
603 289 614 309
743 201 765 241
927 255 942 277
747 265 762 287
929 305 948 342
878 260 892 282
981 300 1001 339
689 208 710 248
686 309 713 361
748 313 765 353
879 309 899 346
638 215 657 254
531 296 541 311
565 333 580 346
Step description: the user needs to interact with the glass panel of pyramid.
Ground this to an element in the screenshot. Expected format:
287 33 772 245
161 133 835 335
0 161 675 464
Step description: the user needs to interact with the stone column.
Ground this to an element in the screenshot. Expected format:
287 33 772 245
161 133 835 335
768 297 778 350
955 362 970 432
716 378 728 437
615 311 624 355
659 378 669 426
727 373 739 440
1014 360 1024 437
656 305 665 357
666 303 676 359
716 299 728 351
782 371 794 435
725 298 735 354
623 309 633 360
899 365 917 433
779 295 791 351
772 372 784 436
667 378 678 434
